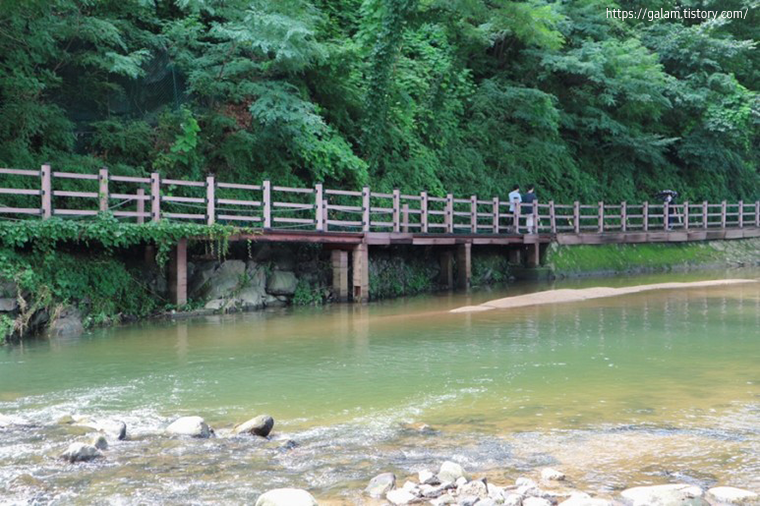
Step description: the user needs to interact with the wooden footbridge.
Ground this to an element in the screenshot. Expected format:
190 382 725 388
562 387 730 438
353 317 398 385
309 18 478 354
1 166 758 304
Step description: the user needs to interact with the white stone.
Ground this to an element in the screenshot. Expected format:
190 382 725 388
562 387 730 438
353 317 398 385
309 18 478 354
61 442 102 463
233 414 274 437
166 416 211 438
706 487 759 505
254 488 317 506
516 477 538 488
487 483 505 498
560 492 614 506
386 488 419 505
455 476 468 487
438 461 466 483
523 498 553 506
541 468 566 481
430 494 457 506
503 493 524 506
419 469 438 485
364 472 395 498
620 484 707 506
457 479 488 499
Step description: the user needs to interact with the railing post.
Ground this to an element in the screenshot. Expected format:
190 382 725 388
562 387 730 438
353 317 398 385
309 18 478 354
598 201 604 232
136 188 145 224
514 200 521 234
620 201 627 232
323 199 329 232
420 191 428 233
262 180 271 229
532 200 538 234
703 201 708 229
683 201 689 230
392 189 400 233
99 167 109 213
549 200 556 234
738 200 743 228
493 197 500 234
573 201 579 233
446 193 454 234
663 200 669 230
206 174 215 225
470 195 477 233
150 172 161 222
315 183 324 232
402 203 409 233
41 164 52 219
721 200 727 229
362 186 371 232
756 201 759 227
643 201 649 231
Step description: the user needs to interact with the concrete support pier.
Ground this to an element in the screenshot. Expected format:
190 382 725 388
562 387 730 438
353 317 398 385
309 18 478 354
456 243 471 289
331 249 349 301
508 248 521 265
439 250 454 288
526 243 540 267
169 238 188 306
352 243 369 302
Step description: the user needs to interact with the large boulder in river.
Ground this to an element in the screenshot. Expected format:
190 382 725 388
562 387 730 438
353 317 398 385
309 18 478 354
233 414 274 437
266 271 298 295
206 260 246 299
255 488 317 506
0 297 18 313
620 484 708 506
560 492 614 506
61 442 102 463
48 306 84 338
437 461 466 483
239 286 267 310
365 472 396 498
166 416 211 438
706 487 758 505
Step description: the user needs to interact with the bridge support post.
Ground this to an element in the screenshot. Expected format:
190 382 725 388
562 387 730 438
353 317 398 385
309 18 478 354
331 249 349 301
352 243 369 302
526 243 540 268
169 238 188 307
439 250 454 289
456 243 471 290
508 248 521 265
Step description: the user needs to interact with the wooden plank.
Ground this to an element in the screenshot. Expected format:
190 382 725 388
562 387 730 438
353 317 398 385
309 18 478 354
315 183 324 232
162 195 204 204
683 201 689 230
273 185 313 194
151 173 160 222
549 200 556 234
362 187 370 232
402 204 409 233
721 200 727 229
598 201 604 232
643 201 649 231
325 188 361 197
738 200 743 228
493 197 500 234
573 201 579 234
470 195 477 233
53 190 98 198
393 189 400 233
216 198 260 206
725 229 743 239
162 178 204 187
163 212 204 220
0 188 40 195
136 188 145 224
532 200 538 234
273 217 314 225
206 175 215 225
420 191 428 233
0 168 40 176
54 209 99 216
110 175 151 183
41 164 52 219
216 214 261 222
111 193 149 201
413 237 456 245
262 180 271 228
216 182 261 190
113 211 150 219
620 201 627 232
756 201 760 227
53 171 98 180
0 207 41 215
99 167 109 213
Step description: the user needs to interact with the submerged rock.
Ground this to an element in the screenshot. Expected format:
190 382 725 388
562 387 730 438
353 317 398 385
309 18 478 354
48 306 84 338
706 486 758 505
438 461 466 483
542 468 566 481
620 484 708 506
90 434 108 450
254 488 317 506
560 492 614 505
233 414 274 437
166 416 211 438
365 472 396 498
61 442 102 463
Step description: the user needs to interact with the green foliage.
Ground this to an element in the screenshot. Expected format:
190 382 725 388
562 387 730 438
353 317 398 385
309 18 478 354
0 0 757 204
292 279 327 305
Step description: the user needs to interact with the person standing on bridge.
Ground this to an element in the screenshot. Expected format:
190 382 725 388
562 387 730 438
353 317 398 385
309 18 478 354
522 185 537 233
508 184 522 232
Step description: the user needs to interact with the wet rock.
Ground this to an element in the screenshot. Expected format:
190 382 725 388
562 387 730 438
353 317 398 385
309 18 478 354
0 414 18 427
560 492 614 506
620 484 707 506
503 493 524 506
266 271 298 296
69 417 126 440
233 414 274 437
166 416 211 438
278 439 299 451
477 500 498 506
421 482 456 498
517 477 538 488
523 498 553 506
419 470 440 485
48 306 84 338
239 286 266 310
365 472 396 498
457 479 488 500
487 483 505 499
438 461 466 483
431 494 457 506
0 297 18 312
455 476 468 488
458 496 480 506
542 468 566 481
706 486 758 505
90 434 108 450
207 261 246 299
254 488 317 506
386 488 419 505
61 442 102 463
246 261 267 287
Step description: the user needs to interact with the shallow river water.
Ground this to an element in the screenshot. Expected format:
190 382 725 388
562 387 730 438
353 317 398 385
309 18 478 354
1 269 759 504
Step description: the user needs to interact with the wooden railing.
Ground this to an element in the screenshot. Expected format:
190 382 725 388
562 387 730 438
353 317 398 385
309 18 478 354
0 166 758 235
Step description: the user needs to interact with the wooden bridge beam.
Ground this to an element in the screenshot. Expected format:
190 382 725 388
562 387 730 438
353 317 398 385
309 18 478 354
456 243 471 290
331 249 349 302
439 250 454 289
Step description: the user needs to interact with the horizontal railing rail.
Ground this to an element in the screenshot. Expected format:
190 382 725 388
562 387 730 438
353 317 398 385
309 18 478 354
0 166 758 236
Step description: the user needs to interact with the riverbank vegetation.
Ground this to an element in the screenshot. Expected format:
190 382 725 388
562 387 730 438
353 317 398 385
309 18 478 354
0 0 757 202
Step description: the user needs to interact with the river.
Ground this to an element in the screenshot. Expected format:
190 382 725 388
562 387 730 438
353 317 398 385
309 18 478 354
1 269 759 504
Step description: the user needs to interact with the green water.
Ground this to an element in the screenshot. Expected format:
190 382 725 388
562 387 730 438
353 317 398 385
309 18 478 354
1 269 759 504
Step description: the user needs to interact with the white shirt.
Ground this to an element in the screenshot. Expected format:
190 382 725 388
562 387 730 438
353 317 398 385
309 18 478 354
508 190 522 212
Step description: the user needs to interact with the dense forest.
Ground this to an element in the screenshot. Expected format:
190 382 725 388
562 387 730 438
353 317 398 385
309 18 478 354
0 0 757 203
